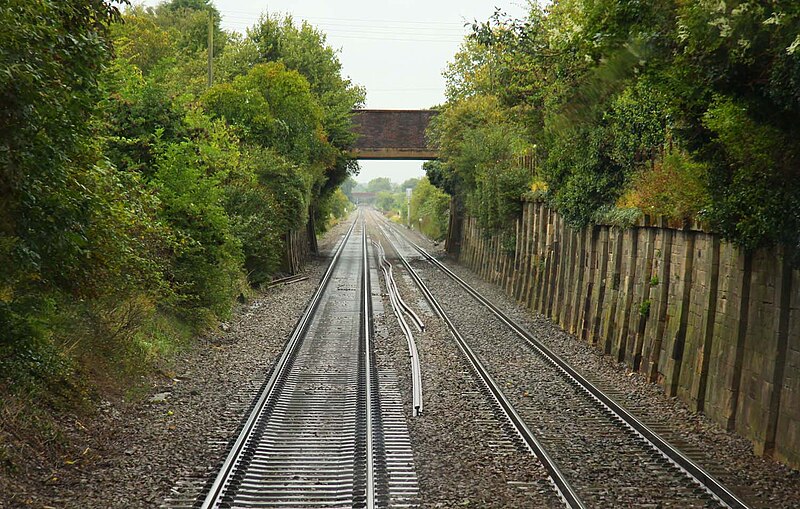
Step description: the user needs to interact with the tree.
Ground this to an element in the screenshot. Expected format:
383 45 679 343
249 14 366 194
410 177 450 241
0 0 184 388
340 177 357 201
375 191 401 213
155 0 226 55
110 6 176 75
203 62 327 166
152 130 242 321
432 0 800 253
400 178 421 191
1 0 124 292
427 94 530 231
366 177 394 194
1 0 371 405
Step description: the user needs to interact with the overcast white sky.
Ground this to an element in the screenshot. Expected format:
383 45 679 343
137 0 531 183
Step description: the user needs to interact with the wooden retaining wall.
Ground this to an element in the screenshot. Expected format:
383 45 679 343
458 199 800 468
283 227 311 275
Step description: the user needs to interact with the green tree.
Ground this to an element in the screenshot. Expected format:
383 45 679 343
1 0 124 291
375 191 402 213
366 177 394 194
0 0 370 409
110 6 177 75
224 146 302 285
0 0 182 388
249 14 366 195
340 176 357 201
432 0 800 254
317 188 352 227
427 94 530 232
410 177 451 241
155 0 226 55
153 136 242 322
400 178 421 191
204 62 327 165
215 34 260 83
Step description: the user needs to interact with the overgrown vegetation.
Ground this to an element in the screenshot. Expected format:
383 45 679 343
365 177 419 223
365 176 449 241
0 0 362 425
428 0 800 256
410 176 451 241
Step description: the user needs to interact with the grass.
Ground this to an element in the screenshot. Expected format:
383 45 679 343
0 297 198 482
0 382 69 481
593 205 643 228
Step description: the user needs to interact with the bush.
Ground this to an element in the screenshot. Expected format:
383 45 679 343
410 177 451 241
702 96 800 251
428 95 532 233
622 151 710 222
316 188 352 229
0 1 367 413
433 1 800 255
375 191 403 214
225 147 307 284
153 140 243 322
0 299 69 396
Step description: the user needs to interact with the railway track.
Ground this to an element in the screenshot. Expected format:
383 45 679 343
196 213 418 508
172 207 754 509
370 210 751 509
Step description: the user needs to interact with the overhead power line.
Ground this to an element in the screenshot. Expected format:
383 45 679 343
223 17 466 35
221 10 467 27
221 20 463 43
220 16 466 35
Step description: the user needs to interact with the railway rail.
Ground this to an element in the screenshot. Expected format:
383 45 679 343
371 209 751 509
197 213 418 508
371 214 581 508
373 239 424 416
185 207 753 509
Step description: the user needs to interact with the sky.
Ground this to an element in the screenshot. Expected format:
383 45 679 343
137 0 532 184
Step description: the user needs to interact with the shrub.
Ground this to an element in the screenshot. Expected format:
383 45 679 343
225 147 306 284
410 177 451 241
702 96 800 251
153 140 243 322
624 151 711 222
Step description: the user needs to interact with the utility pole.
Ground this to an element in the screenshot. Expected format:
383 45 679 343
207 11 214 88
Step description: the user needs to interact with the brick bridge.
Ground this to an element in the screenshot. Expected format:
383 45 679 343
350 109 438 160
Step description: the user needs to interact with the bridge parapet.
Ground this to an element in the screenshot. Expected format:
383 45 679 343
350 109 438 160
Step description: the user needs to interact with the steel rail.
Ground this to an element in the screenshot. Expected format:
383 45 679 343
389 220 752 509
265 273 309 288
360 214 376 509
375 237 424 415
377 216 585 509
374 239 425 332
199 215 359 509
372 239 423 416
376 239 426 343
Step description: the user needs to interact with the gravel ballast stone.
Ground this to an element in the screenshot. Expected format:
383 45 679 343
395 223 800 509
414 261 726 507
0 220 352 509
368 217 562 508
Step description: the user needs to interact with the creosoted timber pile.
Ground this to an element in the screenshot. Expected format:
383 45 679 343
458 199 800 469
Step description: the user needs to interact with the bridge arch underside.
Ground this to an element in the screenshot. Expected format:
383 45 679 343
350 109 438 160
